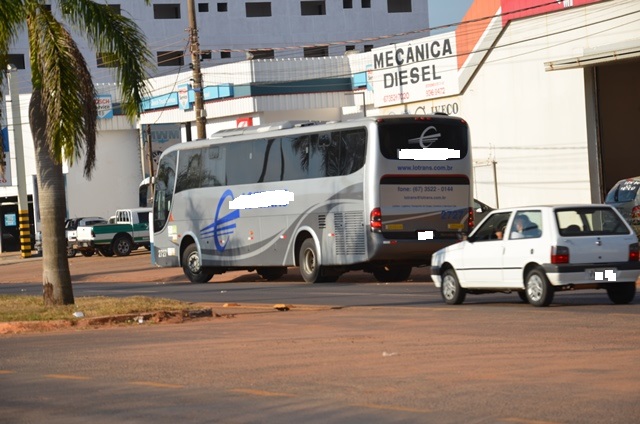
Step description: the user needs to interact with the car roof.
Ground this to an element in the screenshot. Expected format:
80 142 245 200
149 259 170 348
486 204 614 213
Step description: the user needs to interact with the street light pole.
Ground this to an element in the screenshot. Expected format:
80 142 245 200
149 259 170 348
187 0 206 139
6 64 31 258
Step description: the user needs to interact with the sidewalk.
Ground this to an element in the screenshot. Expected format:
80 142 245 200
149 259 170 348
0 251 42 266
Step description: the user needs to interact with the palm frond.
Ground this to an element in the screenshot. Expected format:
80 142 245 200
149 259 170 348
60 0 153 121
27 6 97 177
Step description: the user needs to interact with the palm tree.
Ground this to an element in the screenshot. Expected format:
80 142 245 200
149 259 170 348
0 0 152 305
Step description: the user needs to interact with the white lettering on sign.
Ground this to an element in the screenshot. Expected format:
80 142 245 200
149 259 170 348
370 33 460 108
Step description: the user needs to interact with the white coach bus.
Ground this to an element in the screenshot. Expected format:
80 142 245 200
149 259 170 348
152 115 474 283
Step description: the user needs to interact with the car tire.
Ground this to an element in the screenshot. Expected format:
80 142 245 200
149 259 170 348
67 248 77 258
606 282 636 304
525 268 554 307
113 236 133 257
80 250 94 257
372 265 412 282
182 243 214 284
441 268 466 305
517 291 529 303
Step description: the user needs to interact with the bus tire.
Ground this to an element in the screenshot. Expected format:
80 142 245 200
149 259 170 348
182 243 214 284
257 267 287 281
299 238 323 284
372 265 412 282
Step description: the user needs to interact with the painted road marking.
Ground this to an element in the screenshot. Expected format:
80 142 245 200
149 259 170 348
44 374 90 380
351 403 431 414
130 381 184 389
230 388 296 398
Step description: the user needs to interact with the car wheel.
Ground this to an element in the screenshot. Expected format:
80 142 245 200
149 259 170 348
113 236 133 257
606 282 636 304
182 243 214 283
525 268 554 307
372 265 412 282
257 267 287 281
80 250 94 257
66 248 77 258
441 268 466 305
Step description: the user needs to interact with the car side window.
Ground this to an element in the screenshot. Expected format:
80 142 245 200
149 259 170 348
470 212 511 241
509 211 542 239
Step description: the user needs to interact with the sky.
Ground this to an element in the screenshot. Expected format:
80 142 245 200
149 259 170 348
429 0 476 34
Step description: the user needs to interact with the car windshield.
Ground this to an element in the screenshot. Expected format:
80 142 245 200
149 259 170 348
555 207 630 236
606 179 640 203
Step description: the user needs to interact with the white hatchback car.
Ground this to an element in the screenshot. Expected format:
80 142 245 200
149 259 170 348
431 205 640 306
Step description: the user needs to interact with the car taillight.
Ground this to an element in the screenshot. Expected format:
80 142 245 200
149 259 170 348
629 243 639 261
551 246 569 264
370 208 382 233
468 207 474 229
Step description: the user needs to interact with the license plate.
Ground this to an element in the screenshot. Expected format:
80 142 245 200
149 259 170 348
586 268 617 281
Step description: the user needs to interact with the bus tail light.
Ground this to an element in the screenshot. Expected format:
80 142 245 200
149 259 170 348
629 243 639 261
370 208 382 233
468 207 474 229
551 246 569 264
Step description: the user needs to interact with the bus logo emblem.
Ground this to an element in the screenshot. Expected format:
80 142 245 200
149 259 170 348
201 189 240 252
408 126 441 148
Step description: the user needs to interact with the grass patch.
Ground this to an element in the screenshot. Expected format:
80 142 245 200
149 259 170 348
0 295 192 322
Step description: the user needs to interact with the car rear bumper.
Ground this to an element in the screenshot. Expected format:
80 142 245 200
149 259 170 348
543 262 640 286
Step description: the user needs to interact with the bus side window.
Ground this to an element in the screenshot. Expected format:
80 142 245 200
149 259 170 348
281 135 309 181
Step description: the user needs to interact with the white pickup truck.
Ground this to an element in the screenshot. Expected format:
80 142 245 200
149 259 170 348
75 208 151 257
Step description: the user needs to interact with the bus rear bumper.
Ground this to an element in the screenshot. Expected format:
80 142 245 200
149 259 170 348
367 238 459 264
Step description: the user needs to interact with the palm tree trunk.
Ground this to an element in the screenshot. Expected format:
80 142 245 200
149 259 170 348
29 90 74 306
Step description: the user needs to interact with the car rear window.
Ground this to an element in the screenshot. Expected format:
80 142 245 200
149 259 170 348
555 207 630 236
605 179 640 203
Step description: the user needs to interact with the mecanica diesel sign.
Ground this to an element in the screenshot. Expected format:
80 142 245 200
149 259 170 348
371 32 460 108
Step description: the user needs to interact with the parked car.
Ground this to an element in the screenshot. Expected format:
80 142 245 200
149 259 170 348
473 199 493 226
75 208 151 257
605 176 640 238
431 204 640 307
34 216 107 257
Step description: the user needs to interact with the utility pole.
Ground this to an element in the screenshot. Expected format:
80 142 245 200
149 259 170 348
6 65 31 258
187 0 206 139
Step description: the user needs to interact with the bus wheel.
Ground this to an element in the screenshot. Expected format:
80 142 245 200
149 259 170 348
257 267 287 281
299 239 322 283
182 244 214 284
372 265 412 282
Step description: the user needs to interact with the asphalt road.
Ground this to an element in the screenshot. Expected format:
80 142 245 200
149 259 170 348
1 251 640 423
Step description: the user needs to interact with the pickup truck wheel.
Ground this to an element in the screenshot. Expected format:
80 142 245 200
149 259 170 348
606 282 636 304
182 244 214 283
98 246 114 257
525 268 554 307
113 236 133 256
80 250 94 257
67 247 77 258
441 268 466 305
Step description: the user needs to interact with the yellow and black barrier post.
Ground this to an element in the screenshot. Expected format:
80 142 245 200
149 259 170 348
18 209 31 258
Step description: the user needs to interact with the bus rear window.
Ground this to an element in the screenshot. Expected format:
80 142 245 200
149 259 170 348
378 119 468 160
